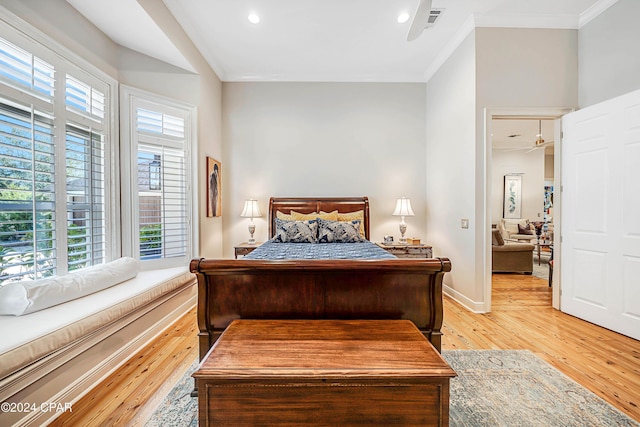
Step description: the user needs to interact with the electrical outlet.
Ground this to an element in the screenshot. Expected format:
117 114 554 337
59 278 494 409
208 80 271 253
461 219 469 229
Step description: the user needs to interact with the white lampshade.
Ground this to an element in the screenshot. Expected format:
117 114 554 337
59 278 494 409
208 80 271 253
392 197 415 217
240 199 262 218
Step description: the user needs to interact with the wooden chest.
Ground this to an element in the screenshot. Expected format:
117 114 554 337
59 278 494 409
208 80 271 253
193 319 456 426
376 243 433 258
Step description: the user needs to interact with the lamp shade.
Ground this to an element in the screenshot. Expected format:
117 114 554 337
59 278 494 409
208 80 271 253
240 199 262 218
392 197 415 217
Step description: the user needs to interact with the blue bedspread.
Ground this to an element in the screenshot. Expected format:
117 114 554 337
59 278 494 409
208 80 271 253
244 240 396 260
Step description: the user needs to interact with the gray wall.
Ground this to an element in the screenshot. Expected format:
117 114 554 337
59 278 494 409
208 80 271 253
579 0 640 107
426 32 478 306
222 82 426 258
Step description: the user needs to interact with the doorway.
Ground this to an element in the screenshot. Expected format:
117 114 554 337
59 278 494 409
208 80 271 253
484 108 571 312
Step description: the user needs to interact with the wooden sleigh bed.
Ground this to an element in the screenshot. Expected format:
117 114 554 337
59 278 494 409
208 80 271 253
190 197 451 362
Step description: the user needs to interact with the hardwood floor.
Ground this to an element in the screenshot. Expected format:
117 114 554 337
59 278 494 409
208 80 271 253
51 274 640 425
49 307 198 427
444 273 640 422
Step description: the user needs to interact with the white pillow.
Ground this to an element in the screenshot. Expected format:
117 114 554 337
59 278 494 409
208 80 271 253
0 257 140 316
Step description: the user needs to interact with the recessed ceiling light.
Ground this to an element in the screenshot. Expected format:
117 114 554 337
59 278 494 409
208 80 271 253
397 12 410 24
248 13 260 24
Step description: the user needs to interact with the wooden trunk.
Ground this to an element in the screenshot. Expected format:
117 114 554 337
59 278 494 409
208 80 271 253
193 319 456 427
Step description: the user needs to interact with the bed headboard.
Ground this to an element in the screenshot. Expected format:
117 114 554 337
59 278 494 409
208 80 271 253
269 197 370 240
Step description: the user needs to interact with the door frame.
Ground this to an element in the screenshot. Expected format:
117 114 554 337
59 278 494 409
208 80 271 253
483 107 573 311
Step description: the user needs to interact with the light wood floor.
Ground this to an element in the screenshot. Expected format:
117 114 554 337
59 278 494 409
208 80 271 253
51 274 640 425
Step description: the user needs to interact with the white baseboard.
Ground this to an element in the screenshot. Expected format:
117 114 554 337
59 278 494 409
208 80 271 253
443 284 489 313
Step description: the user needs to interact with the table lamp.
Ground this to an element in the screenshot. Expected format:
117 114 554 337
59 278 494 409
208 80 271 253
392 197 415 244
240 199 262 244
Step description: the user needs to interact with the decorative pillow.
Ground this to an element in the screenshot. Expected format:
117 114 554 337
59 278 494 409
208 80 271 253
500 218 529 238
337 210 365 237
273 218 318 243
491 229 505 246
276 210 294 221
318 210 339 221
0 257 140 316
289 211 317 220
517 223 533 235
290 210 338 221
317 219 364 243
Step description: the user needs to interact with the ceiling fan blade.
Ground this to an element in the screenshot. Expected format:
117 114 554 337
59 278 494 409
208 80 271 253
407 0 433 41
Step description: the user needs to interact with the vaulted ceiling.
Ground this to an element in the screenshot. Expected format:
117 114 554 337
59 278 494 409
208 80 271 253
65 0 610 82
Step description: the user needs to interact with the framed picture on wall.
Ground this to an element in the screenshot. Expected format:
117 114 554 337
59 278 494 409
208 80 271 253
206 157 221 217
503 174 522 219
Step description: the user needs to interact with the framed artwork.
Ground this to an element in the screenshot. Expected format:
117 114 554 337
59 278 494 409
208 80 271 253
503 174 522 219
206 157 221 217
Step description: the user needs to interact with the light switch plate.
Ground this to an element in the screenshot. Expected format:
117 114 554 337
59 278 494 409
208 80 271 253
461 219 469 229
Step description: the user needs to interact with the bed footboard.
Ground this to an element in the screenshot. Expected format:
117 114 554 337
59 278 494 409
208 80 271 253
189 257 451 359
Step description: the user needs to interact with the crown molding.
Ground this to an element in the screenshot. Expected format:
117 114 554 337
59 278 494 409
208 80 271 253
579 0 618 28
474 14 580 30
423 15 476 83
424 0 619 83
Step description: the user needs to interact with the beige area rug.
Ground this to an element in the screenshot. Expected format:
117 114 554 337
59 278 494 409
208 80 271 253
145 350 638 427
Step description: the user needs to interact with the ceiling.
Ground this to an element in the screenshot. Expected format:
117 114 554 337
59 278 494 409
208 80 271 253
65 0 611 82
492 119 555 153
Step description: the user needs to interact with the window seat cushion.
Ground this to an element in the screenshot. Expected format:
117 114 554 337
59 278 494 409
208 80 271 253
0 266 195 380
0 257 141 316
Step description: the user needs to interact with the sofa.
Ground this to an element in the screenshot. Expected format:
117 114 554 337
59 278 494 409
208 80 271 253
498 218 536 242
492 229 534 274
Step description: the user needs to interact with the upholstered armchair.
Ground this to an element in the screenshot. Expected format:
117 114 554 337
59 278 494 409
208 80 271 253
491 229 534 274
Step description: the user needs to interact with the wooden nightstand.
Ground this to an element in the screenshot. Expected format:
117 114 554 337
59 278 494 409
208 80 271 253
234 242 262 259
376 243 433 258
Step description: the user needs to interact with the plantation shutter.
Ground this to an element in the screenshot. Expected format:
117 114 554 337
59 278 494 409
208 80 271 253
65 123 106 270
135 106 190 264
0 31 113 283
0 99 56 281
64 74 107 271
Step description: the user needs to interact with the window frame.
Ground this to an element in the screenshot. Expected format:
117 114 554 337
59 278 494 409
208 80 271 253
120 85 198 270
0 9 119 280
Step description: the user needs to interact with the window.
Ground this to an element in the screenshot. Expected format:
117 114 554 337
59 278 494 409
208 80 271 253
0 26 115 284
121 87 195 269
0 99 56 281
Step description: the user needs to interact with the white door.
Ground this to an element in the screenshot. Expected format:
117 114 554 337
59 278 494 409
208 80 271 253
561 89 640 340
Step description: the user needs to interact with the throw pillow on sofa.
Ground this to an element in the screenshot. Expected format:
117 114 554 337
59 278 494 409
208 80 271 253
492 229 505 246
499 218 531 239
517 223 533 235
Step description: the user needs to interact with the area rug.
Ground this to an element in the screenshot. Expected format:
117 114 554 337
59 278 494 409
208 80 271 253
532 252 550 280
145 350 639 427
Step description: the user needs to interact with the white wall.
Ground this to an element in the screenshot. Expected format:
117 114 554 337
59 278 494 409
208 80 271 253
579 0 640 108
428 27 578 310
491 149 545 225
222 82 426 258
426 32 479 306
544 153 554 181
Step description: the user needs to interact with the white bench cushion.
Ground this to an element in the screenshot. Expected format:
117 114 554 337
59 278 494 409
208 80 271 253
0 257 140 316
0 267 195 380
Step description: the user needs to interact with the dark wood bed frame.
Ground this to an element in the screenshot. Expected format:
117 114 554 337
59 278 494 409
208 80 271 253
190 197 451 362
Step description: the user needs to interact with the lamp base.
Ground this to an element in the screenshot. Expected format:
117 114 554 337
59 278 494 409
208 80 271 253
399 221 407 244
248 223 256 245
